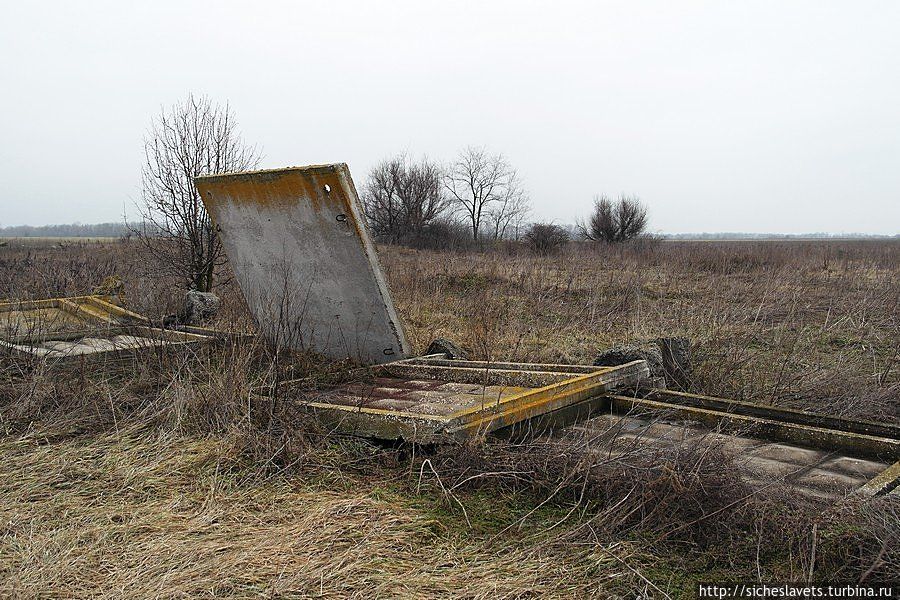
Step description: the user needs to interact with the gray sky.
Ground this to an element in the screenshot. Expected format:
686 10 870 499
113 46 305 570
2 0 898 234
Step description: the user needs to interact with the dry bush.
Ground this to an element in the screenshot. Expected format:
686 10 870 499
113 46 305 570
0 240 126 300
816 496 900 581
578 194 649 243
410 424 900 582
524 222 570 255
136 94 259 292
415 429 752 542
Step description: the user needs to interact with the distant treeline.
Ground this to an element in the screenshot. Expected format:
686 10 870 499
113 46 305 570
0 221 895 240
664 232 899 240
0 222 134 238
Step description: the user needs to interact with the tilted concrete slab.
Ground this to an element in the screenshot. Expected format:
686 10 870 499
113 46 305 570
195 164 410 365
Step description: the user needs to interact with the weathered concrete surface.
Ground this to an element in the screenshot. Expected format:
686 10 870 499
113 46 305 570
0 296 214 362
180 291 220 325
656 336 691 388
195 164 411 365
593 337 692 389
281 359 650 440
567 413 891 501
608 394 900 461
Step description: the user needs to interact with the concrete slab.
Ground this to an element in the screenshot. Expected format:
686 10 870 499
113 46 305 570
281 359 651 439
0 296 217 363
195 164 410 365
569 413 892 501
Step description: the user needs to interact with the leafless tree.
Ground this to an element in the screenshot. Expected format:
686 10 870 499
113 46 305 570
134 94 259 292
485 170 531 240
578 194 649 243
362 154 448 244
444 147 529 241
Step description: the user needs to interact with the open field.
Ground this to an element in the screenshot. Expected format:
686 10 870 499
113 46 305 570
1 239 898 597
0 237 123 244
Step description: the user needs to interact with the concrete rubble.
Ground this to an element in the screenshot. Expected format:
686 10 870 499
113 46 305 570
425 338 468 360
594 337 691 389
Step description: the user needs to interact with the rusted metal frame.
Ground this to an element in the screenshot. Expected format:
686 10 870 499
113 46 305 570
0 298 63 312
0 299 99 342
641 388 900 440
445 361 649 437
282 360 648 440
1 325 212 361
122 326 212 343
0 298 71 341
296 399 449 423
285 369 611 429
0 339 58 357
274 355 444 395
295 363 642 441
608 395 900 461
4 327 207 353
278 353 570 393
0 296 130 344
169 324 254 342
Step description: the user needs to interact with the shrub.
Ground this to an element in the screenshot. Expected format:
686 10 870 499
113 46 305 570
579 194 649 243
524 223 569 254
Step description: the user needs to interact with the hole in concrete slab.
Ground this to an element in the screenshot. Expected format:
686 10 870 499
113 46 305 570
323 184 331 194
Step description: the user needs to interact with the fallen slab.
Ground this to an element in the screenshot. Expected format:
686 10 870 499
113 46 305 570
0 295 216 364
278 357 651 442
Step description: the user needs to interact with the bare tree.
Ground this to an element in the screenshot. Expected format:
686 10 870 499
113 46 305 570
135 94 259 291
445 147 528 241
582 194 617 243
362 154 448 244
485 170 531 240
578 194 649 243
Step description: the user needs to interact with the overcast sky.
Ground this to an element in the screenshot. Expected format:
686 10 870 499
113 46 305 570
1 1 898 234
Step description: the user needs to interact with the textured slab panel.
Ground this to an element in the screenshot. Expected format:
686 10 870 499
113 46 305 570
0 307 87 338
569 414 891 501
0 296 214 361
195 164 410 365
308 377 528 418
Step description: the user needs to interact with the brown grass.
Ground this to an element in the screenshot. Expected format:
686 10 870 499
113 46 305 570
0 428 639 598
0 238 898 597
382 240 899 421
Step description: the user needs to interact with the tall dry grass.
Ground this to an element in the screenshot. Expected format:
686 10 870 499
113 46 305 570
0 237 898 597
382 240 899 422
